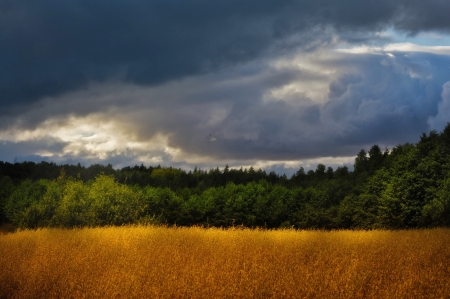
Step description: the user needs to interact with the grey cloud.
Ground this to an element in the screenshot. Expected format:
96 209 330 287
0 137 68 163
3 0 450 172
321 53 450 146
156 52 450 160
2 0 450 115
328 74 362 98
393 0 450 33
3 50 450 164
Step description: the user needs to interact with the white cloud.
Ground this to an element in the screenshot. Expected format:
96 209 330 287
335 42 450 56
428 81 450 131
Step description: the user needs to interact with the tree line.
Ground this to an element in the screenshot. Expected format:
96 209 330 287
1 124 450 229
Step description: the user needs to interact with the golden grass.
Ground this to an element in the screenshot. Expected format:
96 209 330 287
0 226 449 299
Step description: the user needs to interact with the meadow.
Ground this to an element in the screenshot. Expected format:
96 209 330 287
1 226 449 298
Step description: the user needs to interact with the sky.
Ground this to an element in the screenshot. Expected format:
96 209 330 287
2 0 450 176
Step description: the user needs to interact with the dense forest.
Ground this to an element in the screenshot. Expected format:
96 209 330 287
1 124 450 230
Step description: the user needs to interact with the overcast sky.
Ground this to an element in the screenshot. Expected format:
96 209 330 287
1 0 450 175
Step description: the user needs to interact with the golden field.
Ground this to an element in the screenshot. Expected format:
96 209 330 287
0 226 449 299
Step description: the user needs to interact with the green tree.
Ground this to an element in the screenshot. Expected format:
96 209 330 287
338 194 378 229
143 186 183 224
52 179 90 227
4 179 48 228
354 149 369 174
0 176 14 223
368 144 384 174
422 176 450 226
87 174 147 226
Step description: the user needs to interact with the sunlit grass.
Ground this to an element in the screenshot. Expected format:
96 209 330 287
1 226 449 298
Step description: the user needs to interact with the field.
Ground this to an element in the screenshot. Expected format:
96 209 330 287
1 226 449 298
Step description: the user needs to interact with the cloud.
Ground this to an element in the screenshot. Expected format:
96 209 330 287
2 1 450 174
0 137 68 163
2 47 450 173
336 43 450 55
428 81 450 131
3 0 450 115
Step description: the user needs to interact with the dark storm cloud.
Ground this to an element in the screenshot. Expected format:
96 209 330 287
2 0 450 115
3 47 450 167
0 138 68 163
153 51 450 160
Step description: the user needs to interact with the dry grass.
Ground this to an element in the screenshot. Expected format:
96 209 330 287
0 226 449 298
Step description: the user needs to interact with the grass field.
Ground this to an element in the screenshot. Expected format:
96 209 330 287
1 226 449 298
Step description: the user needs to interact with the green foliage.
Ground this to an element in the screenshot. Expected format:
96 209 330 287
52 179 90 227
143 185 183 224
150 167 185 188
4 179 48 228
422 176 450 226
0 175 14 222
87 175 147 226
2 123 450 230
338 194 378 229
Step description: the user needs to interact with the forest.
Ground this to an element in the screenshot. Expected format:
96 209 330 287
1 124 450 230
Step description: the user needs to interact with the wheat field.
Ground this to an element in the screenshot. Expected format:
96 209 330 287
0 226 449 298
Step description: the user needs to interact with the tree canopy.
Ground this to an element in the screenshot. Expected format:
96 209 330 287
2 124 450 230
